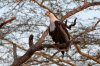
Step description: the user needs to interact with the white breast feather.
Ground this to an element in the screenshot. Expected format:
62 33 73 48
50 22 55 32
49 13 59 32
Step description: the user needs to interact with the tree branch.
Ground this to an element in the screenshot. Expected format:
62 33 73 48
12 28 49 66
75 20 100 38
33 0 58 18
70 20 100 64
29 34 34 47
0 36 27 51
12 33 78 66
35 52 76 66
0 17 16 28
61 2 100 22
74 44 100 64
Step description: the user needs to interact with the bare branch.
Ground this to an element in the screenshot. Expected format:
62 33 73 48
35 28 49 47
74 44 100 64
0 17 16 28
29 34 34 48
76 20 100 38
12 28 49 66
12 30 79 66
33 0 58 18
0 36 27 51
35 52 76 66
11 43 73 66
62 2 100 22
65 18 77 30
69 20 100 64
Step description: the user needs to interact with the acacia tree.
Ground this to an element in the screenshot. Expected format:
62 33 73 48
0 0 100 66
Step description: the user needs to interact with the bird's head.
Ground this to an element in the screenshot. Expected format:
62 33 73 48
46 11 55 17
46 11 58 22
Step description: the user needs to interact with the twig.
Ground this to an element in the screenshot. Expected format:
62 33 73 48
33 0 58 18
76 20 100 38
0 36 27 51
70 20 100 64
35 52 76 66
0 17 16 28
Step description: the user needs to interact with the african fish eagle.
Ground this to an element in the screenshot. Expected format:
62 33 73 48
46 11 70 56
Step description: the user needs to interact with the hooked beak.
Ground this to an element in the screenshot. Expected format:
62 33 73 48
45 11 50 16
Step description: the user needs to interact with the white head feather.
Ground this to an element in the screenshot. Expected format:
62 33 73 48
46 12 59 31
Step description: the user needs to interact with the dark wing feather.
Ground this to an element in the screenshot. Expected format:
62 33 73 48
49 21 70 55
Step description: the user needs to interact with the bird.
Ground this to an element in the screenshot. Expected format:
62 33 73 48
46 11 70 56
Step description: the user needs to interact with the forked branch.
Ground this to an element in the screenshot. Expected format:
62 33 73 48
71 20 100 64
65 18 77 30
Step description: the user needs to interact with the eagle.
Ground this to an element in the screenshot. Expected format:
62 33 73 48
46 11 71 56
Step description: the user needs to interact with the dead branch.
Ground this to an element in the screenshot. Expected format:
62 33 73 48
33 0 58 18
75 20 100 38
34 1 51 12
1 1 100 66
33 0 100 23
35 28 49 47
11 43 69 66
61 2 100 22
29 34 34 47
74 44 100 64
0 36 27 51
35 52 76 66
69 20 100 64
0 17 16 28
11 33 78 66
65 18 77 30
11 28 49 66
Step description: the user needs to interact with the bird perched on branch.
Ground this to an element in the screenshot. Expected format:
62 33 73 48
46 11 71 56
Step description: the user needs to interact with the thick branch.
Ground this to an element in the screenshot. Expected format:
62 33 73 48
0 17 16 28
12 32 78 66
62 2 100 22
12 43 70 66
12 28 49 66
35 28 49 47
12 42 75 66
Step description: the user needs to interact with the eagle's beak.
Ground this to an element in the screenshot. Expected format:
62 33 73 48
45 11 50 16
